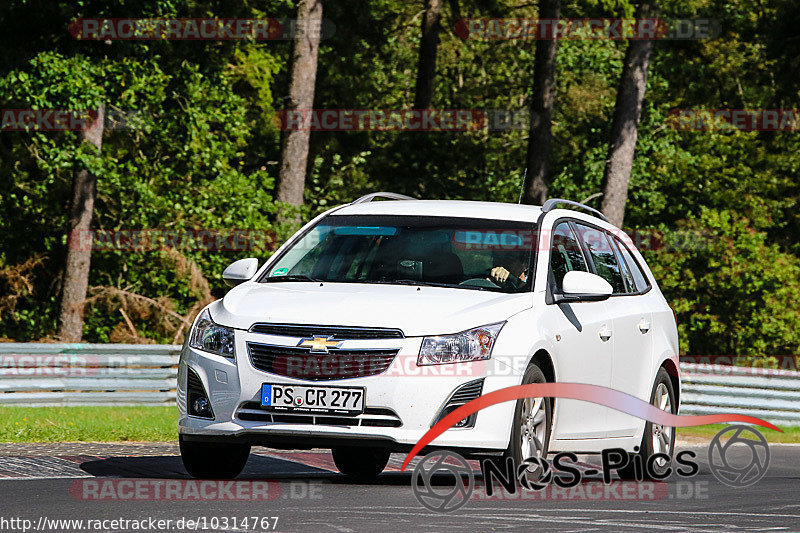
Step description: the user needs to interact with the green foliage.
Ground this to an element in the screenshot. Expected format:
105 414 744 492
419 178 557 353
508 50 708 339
0 0 798 356
646 209 800 356
0 4 285 342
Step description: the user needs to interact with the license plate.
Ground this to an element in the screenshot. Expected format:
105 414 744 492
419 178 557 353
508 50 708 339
261 383 365 415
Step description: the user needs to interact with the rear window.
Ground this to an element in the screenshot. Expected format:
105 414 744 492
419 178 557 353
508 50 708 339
612 236 651 292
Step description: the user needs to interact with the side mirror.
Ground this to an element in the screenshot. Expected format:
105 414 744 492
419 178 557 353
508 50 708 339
222 258 259 287
556 271 613 303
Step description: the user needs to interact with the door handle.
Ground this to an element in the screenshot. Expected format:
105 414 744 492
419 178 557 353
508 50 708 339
599 326 612 342
638 320 651 334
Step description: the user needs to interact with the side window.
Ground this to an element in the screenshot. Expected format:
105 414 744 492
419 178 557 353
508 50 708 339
549 222 588 292
574 224 626 294
613 237 651 292
610 238 636 293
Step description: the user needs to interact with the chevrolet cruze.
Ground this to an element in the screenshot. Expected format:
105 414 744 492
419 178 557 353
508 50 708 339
178 194 680 480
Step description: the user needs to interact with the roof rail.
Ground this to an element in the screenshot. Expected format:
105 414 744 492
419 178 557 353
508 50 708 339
541 198 609 222
351 192 416 204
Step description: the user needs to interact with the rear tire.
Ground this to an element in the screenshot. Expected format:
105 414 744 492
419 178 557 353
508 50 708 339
618 367 676 480
503 363 552 477
332 446 390 481
179 435 251 479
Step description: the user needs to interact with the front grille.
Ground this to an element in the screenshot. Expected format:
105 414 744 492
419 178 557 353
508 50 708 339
248 343 399 380
236 402 402 427
249 323 404 340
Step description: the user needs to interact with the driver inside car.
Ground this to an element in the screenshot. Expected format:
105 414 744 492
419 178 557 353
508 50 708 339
489 251 529 289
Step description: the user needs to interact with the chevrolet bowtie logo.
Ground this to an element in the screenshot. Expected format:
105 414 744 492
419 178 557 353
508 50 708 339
297 336 344 353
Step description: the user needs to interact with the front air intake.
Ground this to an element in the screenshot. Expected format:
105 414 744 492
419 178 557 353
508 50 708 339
235 403 402 427
431 378 484 428
186 367 214 419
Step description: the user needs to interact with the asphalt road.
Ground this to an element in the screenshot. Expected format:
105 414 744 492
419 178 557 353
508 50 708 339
0 441 798 532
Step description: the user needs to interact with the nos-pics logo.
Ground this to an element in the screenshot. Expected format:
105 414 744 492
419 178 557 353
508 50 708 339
411 424 770 513
708 425 769 488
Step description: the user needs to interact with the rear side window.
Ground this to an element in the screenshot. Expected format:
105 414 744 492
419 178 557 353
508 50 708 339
613 237 650 292
610 238 637 293
573 223 626 294
549 222 588 292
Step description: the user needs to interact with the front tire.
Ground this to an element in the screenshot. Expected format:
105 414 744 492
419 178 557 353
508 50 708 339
504 363 552 473
332 446 390 481
619 367 676 479
179 435 251 479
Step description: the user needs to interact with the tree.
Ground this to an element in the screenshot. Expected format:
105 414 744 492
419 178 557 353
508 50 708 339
57 105 104 341
276 0 324 208
0 40 281 342
413 0 442 109
600 1 656 227
521 0 561 206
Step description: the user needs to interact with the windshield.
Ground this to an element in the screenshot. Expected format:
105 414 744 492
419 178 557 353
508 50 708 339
260 215 536 293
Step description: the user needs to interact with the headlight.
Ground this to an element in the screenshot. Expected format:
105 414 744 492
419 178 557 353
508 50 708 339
189 309 235 359
418 323 504 365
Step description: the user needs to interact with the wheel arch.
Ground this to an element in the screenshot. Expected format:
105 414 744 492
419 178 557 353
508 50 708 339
528 348 556 414
659 357 681 411
528 348 555 383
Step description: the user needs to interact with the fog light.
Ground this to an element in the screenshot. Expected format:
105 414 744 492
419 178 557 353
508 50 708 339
454 416 471 428
193 396 212 417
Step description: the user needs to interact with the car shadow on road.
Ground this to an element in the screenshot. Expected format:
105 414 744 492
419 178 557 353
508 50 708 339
77 455 467 486
79 454 339 480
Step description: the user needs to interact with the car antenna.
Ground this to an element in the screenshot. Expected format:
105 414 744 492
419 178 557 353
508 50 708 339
517 167 527 204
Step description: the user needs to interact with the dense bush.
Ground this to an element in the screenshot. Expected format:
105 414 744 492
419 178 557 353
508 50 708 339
1 0 798 355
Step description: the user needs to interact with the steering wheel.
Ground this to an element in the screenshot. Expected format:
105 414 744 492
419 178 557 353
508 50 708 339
458 269 502 288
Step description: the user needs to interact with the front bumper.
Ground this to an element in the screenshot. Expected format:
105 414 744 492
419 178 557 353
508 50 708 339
177 330 519 453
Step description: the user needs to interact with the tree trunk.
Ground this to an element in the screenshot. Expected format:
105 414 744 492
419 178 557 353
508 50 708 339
58 105 104 342
413 0 442 109
276 0 323 208
521 0 561 206
600 1 656 227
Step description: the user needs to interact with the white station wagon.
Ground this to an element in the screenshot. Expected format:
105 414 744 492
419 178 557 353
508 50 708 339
178 194 680 479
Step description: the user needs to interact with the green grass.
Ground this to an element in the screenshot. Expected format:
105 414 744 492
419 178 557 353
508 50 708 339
678 424 800 444
2 407 799 444
0 406 178 442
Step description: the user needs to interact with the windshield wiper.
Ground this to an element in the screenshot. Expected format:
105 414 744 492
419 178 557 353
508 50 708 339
370 279 502 292
371 279 456 288
265 275 324 282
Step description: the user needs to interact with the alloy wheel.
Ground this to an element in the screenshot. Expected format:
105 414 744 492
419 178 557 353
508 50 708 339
519 396 547 470
651 382 673 467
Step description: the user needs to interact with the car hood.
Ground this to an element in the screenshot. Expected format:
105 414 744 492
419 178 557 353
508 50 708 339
210 282 532 337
